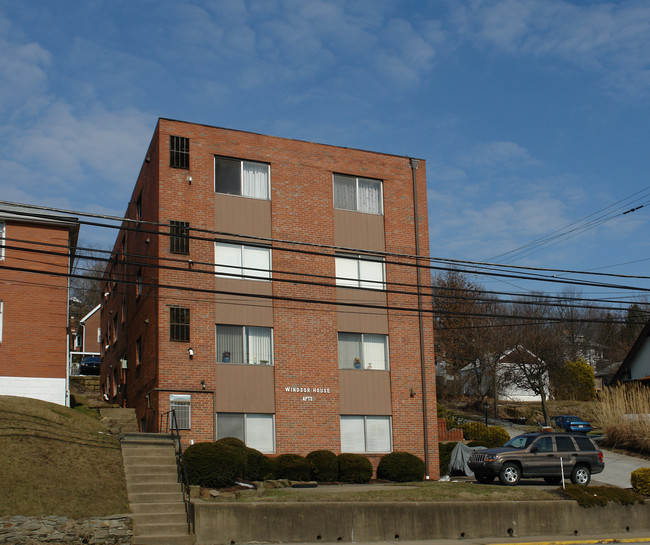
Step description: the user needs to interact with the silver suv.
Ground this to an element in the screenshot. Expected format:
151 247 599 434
467 432 604 486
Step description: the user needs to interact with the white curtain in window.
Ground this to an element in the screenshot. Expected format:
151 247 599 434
359 259 384 289
338 333 361 369
335 256 359 287
333 175 356 210
246 414 274 453
216 325 244 363
340 416 365 453
248 327 272 364
215 242 241 277
242 246 270 279
242 161 269 200
365 416 391 452
358 178 381 214
363 334 387 370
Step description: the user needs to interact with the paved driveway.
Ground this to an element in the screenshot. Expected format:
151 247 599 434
592 448 649 487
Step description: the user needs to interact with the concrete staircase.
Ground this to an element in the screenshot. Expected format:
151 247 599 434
100 407 139 434
121 433 194 545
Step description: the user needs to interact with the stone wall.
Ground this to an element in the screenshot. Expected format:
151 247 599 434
0 514 131 545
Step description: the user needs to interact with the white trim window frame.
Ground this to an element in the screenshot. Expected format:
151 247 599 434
340 415 392 453
216 325 274 365
333 174 383 215
214 156 270 200
170 394 191 429
216 413 275 453
335 254 385 290
338 332 389 370
215 242 271 280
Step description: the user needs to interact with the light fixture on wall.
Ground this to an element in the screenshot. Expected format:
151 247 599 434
200 380 206 390
186 175 192 184
188 348 194 359
410 388 416 398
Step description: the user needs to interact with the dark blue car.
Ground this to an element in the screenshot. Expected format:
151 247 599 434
552 415 591 434
79 356 100 375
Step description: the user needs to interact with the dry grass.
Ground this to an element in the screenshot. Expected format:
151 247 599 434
0 395 128 518
594 384 650 454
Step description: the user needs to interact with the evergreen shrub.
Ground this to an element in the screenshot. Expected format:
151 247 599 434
461 421 487 441
184 442 246 488
306 450 338 482
376 452 424 482
486 426 510 448
438 442 458 475
631 468 650 496
273 454 310 481
338 453 373 483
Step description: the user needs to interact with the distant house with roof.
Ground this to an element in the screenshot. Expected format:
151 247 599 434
612 319 650 386
0 203 79 405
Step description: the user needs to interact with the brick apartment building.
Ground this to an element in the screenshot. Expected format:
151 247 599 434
0 204 79 405
101 118 439 477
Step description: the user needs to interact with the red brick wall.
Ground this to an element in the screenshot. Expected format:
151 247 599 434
0 221 71 379
108 119 438 474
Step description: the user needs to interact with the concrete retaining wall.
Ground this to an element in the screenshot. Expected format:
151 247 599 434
192 500 649 544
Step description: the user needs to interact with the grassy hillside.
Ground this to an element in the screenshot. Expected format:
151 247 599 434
0 395 128 517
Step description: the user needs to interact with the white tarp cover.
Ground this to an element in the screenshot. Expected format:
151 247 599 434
448 443 486 476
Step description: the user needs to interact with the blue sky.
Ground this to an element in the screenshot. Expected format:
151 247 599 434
1 0 649 302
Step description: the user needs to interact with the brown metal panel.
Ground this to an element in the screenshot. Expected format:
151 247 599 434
334 210 385 252
214 194 272 238
339 369 392 415
215 364 275 413
214 278 274 326
337 288 388 333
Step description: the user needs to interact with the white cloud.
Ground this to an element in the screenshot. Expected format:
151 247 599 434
464 141 540 169
456 0 650 97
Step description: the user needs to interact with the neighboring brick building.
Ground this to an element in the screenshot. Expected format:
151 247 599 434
101 118 439 477
0 204 79 405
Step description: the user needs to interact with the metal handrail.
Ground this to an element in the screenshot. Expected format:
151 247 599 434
159 410 193 534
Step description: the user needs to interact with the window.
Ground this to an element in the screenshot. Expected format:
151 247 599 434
135 193 142 223
333 174 382 214
215 242 271 280
136 268 143 296
533 436 553 453
216 413 275 453
0 221 5 260
335 254 385 289
555 436 577 452
575 436 597 452
338 333 388 370
216 325 273 365
135 337 142 366
169 221 190 255
215 157 270 200
170 307 190 342
170 135 190 169
340 416 391 453
170 395 191 429
112 315 118 343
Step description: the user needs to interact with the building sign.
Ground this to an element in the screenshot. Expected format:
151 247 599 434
285 385 331 402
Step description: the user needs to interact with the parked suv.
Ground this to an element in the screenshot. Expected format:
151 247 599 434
468 432 604 486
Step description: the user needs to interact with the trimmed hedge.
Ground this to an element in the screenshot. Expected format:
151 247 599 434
214 437 275 481
486 426 510 448
461 421 487 441
184 441 246 488
338 453 373 483
631 468 650 496
438 442 458 476
306 450 338 482
273 454 310 481
377 452 425 482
